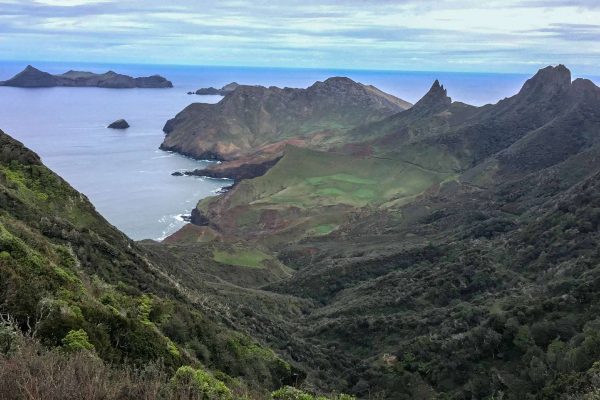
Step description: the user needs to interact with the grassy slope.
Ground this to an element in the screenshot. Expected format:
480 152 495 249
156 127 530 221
213 248 273 269
197 146 455 244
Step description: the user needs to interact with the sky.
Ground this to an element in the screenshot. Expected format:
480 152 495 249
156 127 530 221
0 0 599 74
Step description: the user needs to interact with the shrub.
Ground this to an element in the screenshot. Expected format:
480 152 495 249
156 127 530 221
271 386 355 400
271 386 315 400
0 335 167 400
169 365 233 400
0 316 22 355
61 329 94 352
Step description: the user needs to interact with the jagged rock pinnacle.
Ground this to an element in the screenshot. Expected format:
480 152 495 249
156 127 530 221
412 79 452 112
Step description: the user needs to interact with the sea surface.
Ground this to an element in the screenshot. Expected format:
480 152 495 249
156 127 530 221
0 61 596 240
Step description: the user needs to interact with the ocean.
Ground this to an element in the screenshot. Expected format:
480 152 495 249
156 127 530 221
0 61 594 240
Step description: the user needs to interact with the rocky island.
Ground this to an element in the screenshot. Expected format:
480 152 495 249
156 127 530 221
107 119 130 129
0 65 173 88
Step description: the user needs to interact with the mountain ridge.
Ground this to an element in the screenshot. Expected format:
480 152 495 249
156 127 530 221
155 65 600 397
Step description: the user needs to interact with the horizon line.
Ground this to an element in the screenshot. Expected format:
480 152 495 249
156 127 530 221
0 58 557 77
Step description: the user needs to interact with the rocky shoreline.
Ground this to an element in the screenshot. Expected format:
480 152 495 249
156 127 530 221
173 155 282 181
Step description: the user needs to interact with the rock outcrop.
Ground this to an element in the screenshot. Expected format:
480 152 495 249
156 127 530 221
195 82 240 95
409 79 452 114
182 155 282 181
107 119 130 129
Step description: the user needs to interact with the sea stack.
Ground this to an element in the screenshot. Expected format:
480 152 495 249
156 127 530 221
107 119 130 129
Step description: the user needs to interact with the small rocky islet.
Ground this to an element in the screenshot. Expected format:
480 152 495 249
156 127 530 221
107 119 130 129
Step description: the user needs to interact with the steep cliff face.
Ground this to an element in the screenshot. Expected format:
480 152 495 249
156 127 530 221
160 77 411 161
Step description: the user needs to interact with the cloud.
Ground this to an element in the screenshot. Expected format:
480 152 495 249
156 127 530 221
34 0 110 5
532 23 600 41
518 0 600 9
0 0 598 74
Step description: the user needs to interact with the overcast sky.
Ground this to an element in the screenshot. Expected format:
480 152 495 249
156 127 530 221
0 0 599 74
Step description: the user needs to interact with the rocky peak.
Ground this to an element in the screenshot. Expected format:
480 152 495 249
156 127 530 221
323 77 356 86
23 65 41 73
411 79 452 112
0 65 57 87
17 65 49 78
308 77 362 93
518 64 572 97
221 82 239 91
571 78 600 97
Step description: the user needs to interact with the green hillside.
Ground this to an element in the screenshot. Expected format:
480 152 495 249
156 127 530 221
196 146 455 244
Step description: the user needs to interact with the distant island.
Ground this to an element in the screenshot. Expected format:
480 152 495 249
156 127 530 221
190 82 240 95
0 65 173 88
